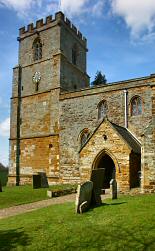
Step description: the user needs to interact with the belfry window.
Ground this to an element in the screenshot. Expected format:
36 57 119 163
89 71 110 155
33 38 42 61
72 44 78 65
80 129 89 147
98 100 108 120
131 96 142 116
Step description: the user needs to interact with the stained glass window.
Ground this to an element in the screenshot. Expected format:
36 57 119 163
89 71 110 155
98 101 108 120
131 96 142 116
81 130 89 147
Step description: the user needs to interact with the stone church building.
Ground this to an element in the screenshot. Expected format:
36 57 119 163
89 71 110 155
8 12 155 193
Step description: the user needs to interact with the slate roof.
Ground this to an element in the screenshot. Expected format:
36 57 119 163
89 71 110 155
111 122 141 154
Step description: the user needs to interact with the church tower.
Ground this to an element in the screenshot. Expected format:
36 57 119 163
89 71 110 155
8 12 89 185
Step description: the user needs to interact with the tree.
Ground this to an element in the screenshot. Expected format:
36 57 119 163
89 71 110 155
0 163 5 171
92 71 107 86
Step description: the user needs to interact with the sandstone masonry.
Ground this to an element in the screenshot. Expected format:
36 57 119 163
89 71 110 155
8 12 155 193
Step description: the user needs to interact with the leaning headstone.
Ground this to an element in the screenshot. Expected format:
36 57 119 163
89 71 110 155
0 180 2 192
75 181 93 214
90 168 105 206
110 179 117 199
33 174 41 189
39 172 49 188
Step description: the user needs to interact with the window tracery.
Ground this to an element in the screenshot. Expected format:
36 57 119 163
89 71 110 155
33 38 42 61
98 100 108 120
130 96 142 116
80 129 89 147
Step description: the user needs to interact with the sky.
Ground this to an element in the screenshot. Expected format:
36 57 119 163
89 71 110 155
1 0 155 166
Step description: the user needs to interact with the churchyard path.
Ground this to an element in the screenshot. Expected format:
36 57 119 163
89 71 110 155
0 193 111 219
0 194 76 219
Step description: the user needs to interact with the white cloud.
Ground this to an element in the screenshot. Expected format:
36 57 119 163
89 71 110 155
0 0 105 19
60 0 105 17
0 0 32 10
0 117 10 137
61 0 89 16
92 1 105 17
0 0 41 17
45 1 59 14
111 0 155 38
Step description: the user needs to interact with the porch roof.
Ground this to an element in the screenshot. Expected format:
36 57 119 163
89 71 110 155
79 118 141 154
111 122 141 154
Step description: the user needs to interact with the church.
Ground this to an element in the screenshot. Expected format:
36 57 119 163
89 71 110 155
8 12 155 193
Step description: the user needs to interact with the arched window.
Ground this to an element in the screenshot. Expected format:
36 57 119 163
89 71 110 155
80 129 89 147
98 100 108 120
130 96 142 116
72 44 78 65
33 38 42 61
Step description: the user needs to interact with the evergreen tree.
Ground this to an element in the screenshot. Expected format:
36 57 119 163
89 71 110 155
0 163 5 171
92 71 107 86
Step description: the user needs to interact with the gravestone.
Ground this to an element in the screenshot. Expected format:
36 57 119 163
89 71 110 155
0 180 2 192
33 172 49 189
90 168 105 206
38 172 49 188
110 179 117 199
33 174 41 189
75 181 93 214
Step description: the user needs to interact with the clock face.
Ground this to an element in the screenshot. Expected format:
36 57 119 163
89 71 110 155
32 71 41 83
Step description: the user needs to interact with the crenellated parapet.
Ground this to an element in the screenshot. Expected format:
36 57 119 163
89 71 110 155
19 11 87 46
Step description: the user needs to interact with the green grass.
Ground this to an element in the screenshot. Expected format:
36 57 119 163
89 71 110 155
0 194 155 251
0 184 77 209
0 185 49 209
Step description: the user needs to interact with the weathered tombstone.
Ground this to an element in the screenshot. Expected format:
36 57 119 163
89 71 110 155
33 174 41 189
0 180 2 192
39 172 49 188
75 181 93 214
90 168 105 206
33 172 49 189
110 179 117 199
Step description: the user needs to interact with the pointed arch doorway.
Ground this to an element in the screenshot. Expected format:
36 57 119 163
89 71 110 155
93 152 116 189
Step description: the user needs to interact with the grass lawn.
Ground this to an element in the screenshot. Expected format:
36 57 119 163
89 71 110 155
0 194 155 251
0 184 76 209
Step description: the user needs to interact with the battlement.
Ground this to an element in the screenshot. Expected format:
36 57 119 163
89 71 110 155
19 11 87 46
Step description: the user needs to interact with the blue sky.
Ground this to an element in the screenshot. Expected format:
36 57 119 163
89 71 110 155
1 0 155 166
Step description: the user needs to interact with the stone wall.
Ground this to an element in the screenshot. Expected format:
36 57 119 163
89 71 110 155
79 120 131 192
60 23 89 91
60 79 154 184
19 26 60 68
8 135 59 185
9 11 155 191
9 14 64 185
129 152 141 188
60 22 87 74
60 54 89 91
141 85 155 193
20 92 50 138
9 87 60 185
9 11 90 185
10 90 60 140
